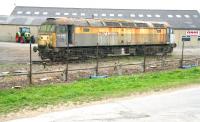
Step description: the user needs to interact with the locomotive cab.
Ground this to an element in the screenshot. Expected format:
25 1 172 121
37 23 74 48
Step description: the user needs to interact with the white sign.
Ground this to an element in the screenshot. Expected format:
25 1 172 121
186 30 200 36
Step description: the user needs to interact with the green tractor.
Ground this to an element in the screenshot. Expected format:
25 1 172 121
16 27 35 43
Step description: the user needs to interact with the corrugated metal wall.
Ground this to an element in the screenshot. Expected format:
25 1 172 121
174 29 200 48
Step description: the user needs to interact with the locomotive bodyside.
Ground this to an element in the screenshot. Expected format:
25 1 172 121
34 18 175 61
73 27 168 46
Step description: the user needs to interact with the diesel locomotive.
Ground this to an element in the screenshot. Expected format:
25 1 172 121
34 17 176 61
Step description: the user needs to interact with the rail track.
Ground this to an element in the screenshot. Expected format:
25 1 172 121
32 54 134 65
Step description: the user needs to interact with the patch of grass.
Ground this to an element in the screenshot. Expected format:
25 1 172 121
0 63 24 68
1 67 200 115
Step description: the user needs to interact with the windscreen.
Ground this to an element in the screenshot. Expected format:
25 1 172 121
39 24 56 33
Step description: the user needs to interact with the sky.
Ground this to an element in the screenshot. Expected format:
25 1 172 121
0 0 200 15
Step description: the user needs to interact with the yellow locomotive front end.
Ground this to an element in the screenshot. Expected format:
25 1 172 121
34 18 75 61
37 24 56 48
33 19 58 60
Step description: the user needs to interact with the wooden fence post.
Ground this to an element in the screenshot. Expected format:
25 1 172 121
29 41 32 84
96 43 99 76
180 41 185 67
143 46 146 73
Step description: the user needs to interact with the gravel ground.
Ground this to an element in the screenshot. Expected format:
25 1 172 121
173 47 200 56
0 42 40 63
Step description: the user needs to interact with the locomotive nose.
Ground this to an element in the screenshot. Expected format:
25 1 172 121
38 35 50 47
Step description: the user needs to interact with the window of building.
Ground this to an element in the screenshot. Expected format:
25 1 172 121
176 15 182 18
138 14 144 17
81 13 85 16
130 14 135 17
72 13 77 16
147 14 152 17
17 11 23 14
64 13 69 15
184 15 190 18
25 11 31 14
34 11 40 15
102 13 106 16
43 12 48 15
55 12 61 15
155 14 160 18
168 15 173 18
110 14 114 17
118 14 123 17
93 13 98 17
198 36 200 41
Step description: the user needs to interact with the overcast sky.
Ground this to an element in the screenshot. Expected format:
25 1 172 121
0 0 199 15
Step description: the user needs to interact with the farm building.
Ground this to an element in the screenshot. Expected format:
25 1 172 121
0 6 200 47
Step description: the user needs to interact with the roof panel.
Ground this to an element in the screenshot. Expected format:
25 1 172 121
5 6 200 28
9 18 27 25
31 18 46 25
0 16 8 24
0 16 8 21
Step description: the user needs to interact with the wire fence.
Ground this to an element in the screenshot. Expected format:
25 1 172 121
0 43 200 89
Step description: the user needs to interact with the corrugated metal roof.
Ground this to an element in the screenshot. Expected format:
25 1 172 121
31 18 46 25
0 16 46 25
1 6 200 28
0 16 8 24
9 18 27 25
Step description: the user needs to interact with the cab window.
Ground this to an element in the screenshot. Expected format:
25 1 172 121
57 25 67 33
39 24 56 32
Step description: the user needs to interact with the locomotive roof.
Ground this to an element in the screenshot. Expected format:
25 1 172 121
43 17 169 28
